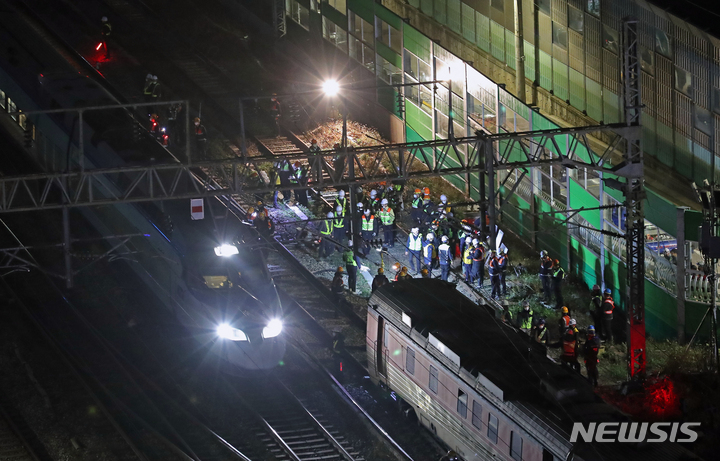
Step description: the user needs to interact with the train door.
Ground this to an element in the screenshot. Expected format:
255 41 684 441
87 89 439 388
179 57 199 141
376 316 386 376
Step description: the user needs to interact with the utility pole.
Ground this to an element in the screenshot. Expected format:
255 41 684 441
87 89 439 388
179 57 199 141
514 0 526 103
532 0 540 106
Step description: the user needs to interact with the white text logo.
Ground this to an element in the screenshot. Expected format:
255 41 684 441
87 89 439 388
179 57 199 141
570 422 700 443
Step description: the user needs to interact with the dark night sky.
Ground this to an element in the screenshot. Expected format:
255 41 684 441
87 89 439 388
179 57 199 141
648 0 720 38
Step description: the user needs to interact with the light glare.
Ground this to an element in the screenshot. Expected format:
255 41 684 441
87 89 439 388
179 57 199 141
217 323 248 341
262 318 283 338
214 244 239 257
322 79 340 96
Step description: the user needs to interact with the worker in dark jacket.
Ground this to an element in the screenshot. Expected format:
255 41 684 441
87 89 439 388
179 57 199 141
497 249 508 296
471 239 485 288
372 268 389 292
539 250 553 302
560 319 580 372
552 259 566 309
601 288 615 344
589 284 603 337
487 250 501 299
194 117 208 157
583 325 601 386
395 266 412 281
100 16 112 59
331 267 345 318
437 235 452 281
532 319 548 345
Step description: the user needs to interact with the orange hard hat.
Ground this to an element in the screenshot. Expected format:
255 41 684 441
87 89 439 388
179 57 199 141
562 306 568 314
294 161 301 167
414 188 421 194
554 259 560 264
337 266 344 272
311 139 317 143
401 266 408 272
423 187 430 193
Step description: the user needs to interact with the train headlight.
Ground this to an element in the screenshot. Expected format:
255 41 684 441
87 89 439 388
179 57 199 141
217 323 248 341
214 244 239 257
262 319 283 338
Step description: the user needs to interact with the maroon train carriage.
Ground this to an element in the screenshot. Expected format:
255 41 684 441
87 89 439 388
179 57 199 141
366 279 701 461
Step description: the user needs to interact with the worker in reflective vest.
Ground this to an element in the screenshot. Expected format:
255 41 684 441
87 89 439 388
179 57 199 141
560 319 580 372
558 306 571 337
405 227 423 274
334 190 347 216
411 189 423 223
319 212 335 259
333 205 346 245
601 288 615 344
437 235 452 281
360 209 377 257
463 239 474 283
471 240 485 288
515 301 533 333
487 250 501 299
343 240 361 294
552 260 566 309
422 234 436 277
378 199 395 247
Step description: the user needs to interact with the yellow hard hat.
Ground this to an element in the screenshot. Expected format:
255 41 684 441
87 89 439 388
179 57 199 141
378 267 384 274
562 306 568 314
247 207 254 214
194 117 201 123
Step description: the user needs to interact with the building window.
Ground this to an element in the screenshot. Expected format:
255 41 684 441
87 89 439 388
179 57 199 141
640 47 654 75
471 401 482 429
586 0 600 16
457 389 468 418
487 413 499 444
491 0 504 13
695 106 712 136
378 55 402 85
655 29 672 58
376 18 402 54
429 365 439 393
675 66 692 96
406 348 415 374
350 35 375 71
712 88 720 115
287 0 310 30
350 11 374 43
552 23 568 48
325 0 346 14
568 7 583 33
322 17 347 52
602 25 618 54
537 0 550 15
511 431 523 461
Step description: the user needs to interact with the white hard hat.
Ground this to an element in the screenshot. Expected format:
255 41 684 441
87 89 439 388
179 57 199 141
441 235 448 242
146 73 153 80
569 319 577 326
339 190 345 198
102 16 108 22
411 227 419 233
327 212 334 218
336 206 342 213
472 238 479 245
348 240 353 247
370 189 377 197
152 75 158 81
364 209 370 215
465 237 472 243
447 212 453 217
426 233 434 240
357 202 363 208
381 198 388 205
440 194 447 203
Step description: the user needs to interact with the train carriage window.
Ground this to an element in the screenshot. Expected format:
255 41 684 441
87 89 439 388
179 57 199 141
429 366 439 393
471 401 482 429
542 448 554 461
456 390 468 418
0 89 5 109
7 98 17 121
406 348 415 375
487 413 499 444
510 431 523 461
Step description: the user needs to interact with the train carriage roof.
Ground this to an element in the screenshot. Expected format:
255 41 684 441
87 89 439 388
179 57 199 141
370 279 703 461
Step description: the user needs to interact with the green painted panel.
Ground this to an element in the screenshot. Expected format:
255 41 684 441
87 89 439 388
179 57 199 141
376 41 401 68
539 51 552 90
685 301 713 341
569 68 585 110
348 0 373 21
447 0 462 35
569 179 600 228
570 236 602 288
505 29 515 70
641 113 656 158
375 4 402 29
461 3 475 43
476 13 490 53
490 20 505 62
404 25 431 63
645 188 677 236
421 0 433 16
586 77 602 122
645 280 678 340
674 134 693 179
552 59 568 101
536 198 567 264
406 101 433 140
434 0 447 25
685 209 702 242
406 125 425 143
603 90 619 123
377 86 401 117
655 121 674 168
408 0 420 8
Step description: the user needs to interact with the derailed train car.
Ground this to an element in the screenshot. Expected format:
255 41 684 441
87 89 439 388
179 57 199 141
366 279 700 461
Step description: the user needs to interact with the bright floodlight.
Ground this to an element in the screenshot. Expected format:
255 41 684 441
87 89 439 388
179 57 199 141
214 244 239 257
217 323 249 341
323 79 340 96
262 318 283 339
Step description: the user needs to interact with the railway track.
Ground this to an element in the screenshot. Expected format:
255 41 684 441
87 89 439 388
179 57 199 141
0 396 42 461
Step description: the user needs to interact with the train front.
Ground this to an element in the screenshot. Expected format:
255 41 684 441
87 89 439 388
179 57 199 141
185 237 286 371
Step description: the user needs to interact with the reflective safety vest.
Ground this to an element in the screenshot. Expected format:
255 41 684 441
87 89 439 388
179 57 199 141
562 334 578 358
361 215 375 232
488 257 500 276
378 207 395 225
412 197 422 209
463 247 474 265
519 310 533 330
320 219 333 235
343 250 357 266
423 242 436 261
335 197 347 215
602 299 615 316
438 243 451 265
334 216 345 229
407 234 423 252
